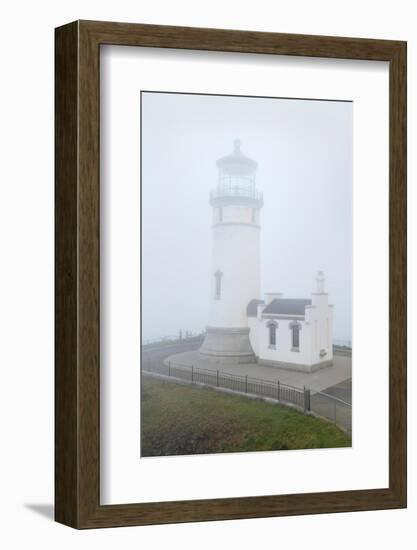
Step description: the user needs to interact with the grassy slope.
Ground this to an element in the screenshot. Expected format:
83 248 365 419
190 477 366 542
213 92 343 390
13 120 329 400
141 377 351 456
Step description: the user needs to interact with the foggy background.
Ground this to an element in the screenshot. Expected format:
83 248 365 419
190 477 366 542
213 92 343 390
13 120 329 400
141 92 352 342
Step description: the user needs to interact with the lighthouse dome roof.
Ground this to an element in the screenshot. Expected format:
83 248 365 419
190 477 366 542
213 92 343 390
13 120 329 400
216 139 258 176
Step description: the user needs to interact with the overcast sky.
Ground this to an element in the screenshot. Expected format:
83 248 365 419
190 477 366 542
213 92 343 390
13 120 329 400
141 92 352 342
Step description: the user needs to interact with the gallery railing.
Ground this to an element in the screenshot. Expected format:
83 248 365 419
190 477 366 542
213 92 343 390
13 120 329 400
142 358 351 434
210 186 263 203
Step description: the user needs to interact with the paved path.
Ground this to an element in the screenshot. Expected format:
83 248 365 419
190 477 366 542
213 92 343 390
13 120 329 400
319 378 352 404
165 350 351 393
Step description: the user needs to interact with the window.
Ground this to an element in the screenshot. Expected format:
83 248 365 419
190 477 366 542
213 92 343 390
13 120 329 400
251 208 256 223
290 322 301 351
219 207 223 222
214 270 223 299
267 322 277 348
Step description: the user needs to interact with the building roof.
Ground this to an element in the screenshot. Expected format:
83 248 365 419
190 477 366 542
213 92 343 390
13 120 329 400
262 298 312 316
246 299 264 317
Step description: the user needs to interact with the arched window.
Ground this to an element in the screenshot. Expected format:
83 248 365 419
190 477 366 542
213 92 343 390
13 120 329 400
290 321 301 351
214 270 223 300
267 321 277 348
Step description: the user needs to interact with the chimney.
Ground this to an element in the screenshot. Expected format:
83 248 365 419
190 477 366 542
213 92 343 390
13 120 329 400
315 271 326 294
264 292 283 305
257 302 266 320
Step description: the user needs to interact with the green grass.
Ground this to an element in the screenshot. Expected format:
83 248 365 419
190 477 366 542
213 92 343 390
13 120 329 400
141 377 351 457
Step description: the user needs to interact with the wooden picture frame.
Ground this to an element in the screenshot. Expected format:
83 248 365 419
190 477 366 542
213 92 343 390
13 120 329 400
55 20 407 528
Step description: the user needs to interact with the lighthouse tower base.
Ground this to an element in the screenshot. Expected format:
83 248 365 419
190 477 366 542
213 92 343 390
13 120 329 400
199 326 256 364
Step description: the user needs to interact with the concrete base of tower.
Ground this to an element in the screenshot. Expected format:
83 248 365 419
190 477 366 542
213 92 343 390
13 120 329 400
199 326 256 364
257 358 333 373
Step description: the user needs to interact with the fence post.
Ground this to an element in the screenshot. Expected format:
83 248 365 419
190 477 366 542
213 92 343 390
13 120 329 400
277 380 280 401
191 365 194 383
333 399 337 423
303 386 307 414
168 360 171 377
305 388 311 412
216 370 219 386
245 375 248 393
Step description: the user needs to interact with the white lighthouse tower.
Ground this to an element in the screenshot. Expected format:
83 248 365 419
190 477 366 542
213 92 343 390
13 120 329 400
200 140 263 363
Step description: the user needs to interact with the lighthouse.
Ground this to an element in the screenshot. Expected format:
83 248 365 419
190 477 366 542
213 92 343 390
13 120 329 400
200 140 263 363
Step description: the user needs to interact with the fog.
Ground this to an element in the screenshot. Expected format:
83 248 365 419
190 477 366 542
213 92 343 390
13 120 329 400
141 92 352 342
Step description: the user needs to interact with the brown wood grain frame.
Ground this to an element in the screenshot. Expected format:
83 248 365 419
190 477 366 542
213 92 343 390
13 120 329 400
55 20 407 529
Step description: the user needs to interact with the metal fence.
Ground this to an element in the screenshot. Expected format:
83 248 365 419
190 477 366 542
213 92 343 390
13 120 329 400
333 338 352 348
310 391 351 434
142 358 351 433
142 332 205 348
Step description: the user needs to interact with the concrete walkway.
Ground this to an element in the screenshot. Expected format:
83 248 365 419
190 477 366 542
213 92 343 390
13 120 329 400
165 350 351 393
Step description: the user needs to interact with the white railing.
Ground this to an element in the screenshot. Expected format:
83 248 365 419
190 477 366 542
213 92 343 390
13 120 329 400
210 186 263 202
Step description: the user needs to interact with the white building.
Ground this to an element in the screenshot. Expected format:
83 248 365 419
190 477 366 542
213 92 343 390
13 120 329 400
247 272 334 372
200 141 333 372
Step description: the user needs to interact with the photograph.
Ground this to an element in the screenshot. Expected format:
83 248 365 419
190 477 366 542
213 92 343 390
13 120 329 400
140 91 353 457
